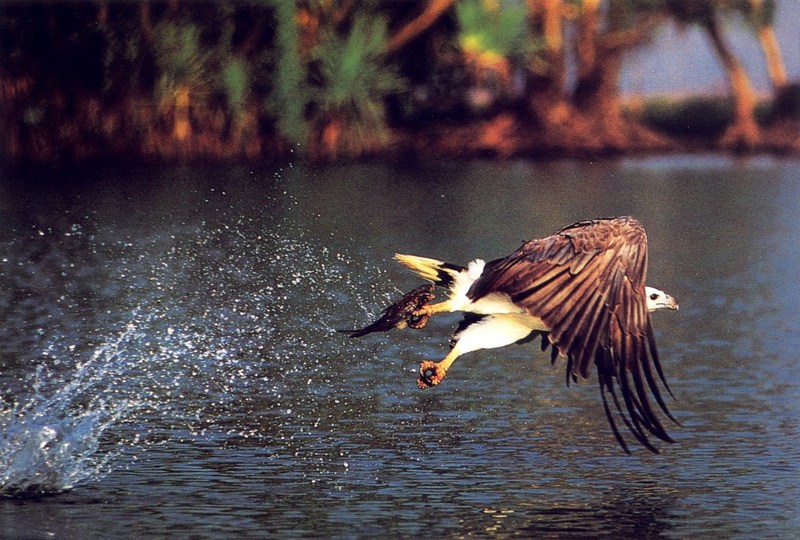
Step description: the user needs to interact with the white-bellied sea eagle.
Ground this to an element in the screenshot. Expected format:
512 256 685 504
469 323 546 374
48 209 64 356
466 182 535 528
340 216 679 453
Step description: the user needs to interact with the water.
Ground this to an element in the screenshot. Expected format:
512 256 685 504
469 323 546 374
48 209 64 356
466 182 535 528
0 158 798 538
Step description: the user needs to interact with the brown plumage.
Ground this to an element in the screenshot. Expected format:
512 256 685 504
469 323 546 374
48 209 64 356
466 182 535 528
468 217 677 452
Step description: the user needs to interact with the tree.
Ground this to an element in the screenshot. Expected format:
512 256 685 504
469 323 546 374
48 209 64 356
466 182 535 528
743 0 796 122
525 0 583 145
572 0 668 148
522 0 668 151
280 2 407 160
271 0 307 146
132 2 270 158
746 0 787 92
387 0 456 53
305 13 404 160
454 0 528 101
153 20 209 143
663 0 761 149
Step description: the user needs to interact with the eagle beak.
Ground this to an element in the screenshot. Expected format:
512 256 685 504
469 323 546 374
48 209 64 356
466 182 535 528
664 294 679 311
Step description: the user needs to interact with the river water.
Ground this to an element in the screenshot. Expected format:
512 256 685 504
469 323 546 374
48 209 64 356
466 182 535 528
0 157 798 538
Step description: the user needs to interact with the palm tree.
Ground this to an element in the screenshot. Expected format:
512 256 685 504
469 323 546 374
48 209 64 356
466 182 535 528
306 14 404 160
268 3 406 161
152 20 210 143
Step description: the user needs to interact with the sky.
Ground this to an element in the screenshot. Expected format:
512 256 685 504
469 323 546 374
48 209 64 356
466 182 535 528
620 0 800 95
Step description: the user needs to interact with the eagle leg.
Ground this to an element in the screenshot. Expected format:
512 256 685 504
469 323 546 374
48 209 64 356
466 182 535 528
411 300 453 322
405 285 436 329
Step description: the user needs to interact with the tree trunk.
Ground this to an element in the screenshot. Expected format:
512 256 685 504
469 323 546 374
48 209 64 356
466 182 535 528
525 0 580 141
576 0 601 84
572 5 668 150
704 14 761 149
757 24 788 91
174 85 191 142
96 1 108 30
573 0 618 141
528 0 566 89
139 2 154 45
749 0 787 91
387 0 454 54
573 49 627 148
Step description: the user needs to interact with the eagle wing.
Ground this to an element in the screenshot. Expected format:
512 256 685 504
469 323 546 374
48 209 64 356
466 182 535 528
467 217 676 453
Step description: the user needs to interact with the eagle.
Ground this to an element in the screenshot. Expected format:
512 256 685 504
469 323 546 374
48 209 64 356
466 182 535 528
341 217 679 453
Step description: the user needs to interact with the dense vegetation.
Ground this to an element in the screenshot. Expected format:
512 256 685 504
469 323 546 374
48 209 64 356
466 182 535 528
1 0 797 164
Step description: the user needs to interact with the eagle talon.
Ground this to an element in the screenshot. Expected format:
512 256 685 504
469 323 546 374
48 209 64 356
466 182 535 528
407 313 430 329
406 292 435 328
418 360 446 388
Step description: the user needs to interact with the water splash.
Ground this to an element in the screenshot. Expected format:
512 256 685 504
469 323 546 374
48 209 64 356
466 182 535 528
0 209 393 497
0 320 148 497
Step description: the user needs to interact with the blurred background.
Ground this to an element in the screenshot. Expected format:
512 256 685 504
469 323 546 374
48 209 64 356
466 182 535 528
1 0 799 166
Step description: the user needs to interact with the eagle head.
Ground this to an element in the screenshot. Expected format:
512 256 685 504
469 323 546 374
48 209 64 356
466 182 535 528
645 286 679 312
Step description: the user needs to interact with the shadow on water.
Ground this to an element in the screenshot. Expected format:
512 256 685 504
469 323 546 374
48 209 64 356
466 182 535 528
0 158 798 537
486 484 677 538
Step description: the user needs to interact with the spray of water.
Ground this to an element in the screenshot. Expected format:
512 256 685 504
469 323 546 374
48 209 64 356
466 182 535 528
0 200 392 497
0 319 148 497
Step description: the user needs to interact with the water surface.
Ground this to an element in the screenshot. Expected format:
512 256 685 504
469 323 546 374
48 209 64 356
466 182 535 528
1 157 798 538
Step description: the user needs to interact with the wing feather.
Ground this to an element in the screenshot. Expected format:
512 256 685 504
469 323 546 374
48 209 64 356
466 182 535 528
467 216 675 452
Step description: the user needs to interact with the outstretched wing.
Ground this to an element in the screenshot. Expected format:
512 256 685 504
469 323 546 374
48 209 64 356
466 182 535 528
468 216 676 453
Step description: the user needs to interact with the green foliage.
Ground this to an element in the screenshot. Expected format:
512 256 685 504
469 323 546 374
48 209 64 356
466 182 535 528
455 0 528 60
663 0 717 25
150 7 262 121
744 0 777 29
606 0 662 30
641 95 772 137
772 82 800 119
310 16 402 109
153 20 211 105
2 0 795 163
307 14 405 151
214 4 252 117
642 95 733 137
270 0 307 144
222 59 248 115
660 0 769 27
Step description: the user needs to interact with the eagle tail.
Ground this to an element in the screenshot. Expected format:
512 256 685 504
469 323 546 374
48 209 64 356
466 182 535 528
393 254 465 288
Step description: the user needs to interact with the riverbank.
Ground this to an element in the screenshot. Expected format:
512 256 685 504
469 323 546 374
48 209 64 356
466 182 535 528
3 94 799 167
392 93 800 160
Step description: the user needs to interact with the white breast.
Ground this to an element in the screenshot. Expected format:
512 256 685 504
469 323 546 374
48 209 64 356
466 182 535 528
447 259 525 315
451 313 549 356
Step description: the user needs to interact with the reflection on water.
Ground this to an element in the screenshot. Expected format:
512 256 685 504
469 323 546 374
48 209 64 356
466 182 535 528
0 158 799 537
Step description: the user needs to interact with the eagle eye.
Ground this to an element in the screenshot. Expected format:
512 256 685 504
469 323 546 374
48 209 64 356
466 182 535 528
649 293 659 300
